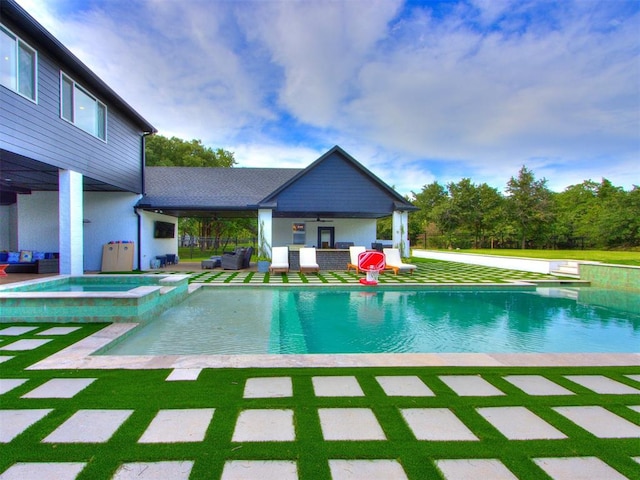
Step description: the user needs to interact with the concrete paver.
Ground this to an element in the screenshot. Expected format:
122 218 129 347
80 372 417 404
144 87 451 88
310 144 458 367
0 356 13 364
220 460 298 480
477 407 567 440
438 375 505 396
166 368 202 381
37 327 81 336
626 374 640 383
43 409 134 443
138 408 214 443
503 375 574 396
0 462 86 480
318 408 386 441
435 459 518 480
375 376 434 396
232 409 295 442
312 376 364 397
0 379 27 395
0 326 38 336
112 461 193 480
400 408 478 441
0 339 51 351
629 406 640 413
553 406 640 438
329 459 408 480
244 377 293 398
533 457 628 480
21 378 96 399
564 375 640 394
0 409 52 443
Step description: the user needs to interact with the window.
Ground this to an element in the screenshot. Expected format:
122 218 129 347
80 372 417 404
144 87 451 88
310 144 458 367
60 72 106 140
0 24 37 101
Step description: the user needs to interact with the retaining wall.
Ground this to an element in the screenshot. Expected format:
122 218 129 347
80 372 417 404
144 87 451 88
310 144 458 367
580 263 640 292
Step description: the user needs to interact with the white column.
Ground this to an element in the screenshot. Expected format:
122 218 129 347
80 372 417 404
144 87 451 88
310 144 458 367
392 210 410 257
257 209 273 258
59 169 84 275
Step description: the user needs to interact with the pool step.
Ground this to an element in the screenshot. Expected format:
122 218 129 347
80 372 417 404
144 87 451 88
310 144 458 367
159 286 176 295
552 261 580 278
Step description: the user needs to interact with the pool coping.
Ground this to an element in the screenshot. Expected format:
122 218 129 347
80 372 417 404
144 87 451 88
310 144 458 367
28 322 640 371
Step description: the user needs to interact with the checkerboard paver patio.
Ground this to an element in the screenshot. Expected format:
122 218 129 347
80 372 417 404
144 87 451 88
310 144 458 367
1 324 638 480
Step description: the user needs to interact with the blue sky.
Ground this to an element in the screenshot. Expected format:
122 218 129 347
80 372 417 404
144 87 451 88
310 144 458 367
17 0 639 195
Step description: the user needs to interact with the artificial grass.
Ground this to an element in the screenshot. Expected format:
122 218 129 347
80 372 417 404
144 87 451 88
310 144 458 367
1 323 639 479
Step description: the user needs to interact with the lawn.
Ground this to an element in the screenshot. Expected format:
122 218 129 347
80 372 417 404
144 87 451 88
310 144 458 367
1 323 639 479
454 249 640 266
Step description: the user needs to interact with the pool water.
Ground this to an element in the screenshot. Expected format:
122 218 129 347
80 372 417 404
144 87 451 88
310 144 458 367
101 287 640 355
35 284 135 292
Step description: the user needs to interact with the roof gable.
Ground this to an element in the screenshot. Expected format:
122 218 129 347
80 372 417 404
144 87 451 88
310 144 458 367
260 146 416 217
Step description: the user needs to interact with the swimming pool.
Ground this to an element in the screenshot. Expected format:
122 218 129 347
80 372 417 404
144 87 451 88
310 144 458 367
101 286 640 355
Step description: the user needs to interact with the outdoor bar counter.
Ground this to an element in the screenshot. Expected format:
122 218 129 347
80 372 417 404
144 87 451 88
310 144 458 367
287 248 350 271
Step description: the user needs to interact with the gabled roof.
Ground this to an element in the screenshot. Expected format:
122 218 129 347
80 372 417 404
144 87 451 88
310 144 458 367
137 146 417 218
259 145 417 213
1 0 156 133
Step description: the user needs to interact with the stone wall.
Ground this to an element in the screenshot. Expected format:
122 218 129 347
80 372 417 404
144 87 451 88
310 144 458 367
580 263 640 291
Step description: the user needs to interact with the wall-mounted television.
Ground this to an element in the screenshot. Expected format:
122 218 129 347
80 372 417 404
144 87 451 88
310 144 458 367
154 221 175 239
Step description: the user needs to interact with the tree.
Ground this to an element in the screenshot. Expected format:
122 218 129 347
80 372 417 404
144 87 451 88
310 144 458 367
411 182 448 247
145 134 235 167
505 166 553 249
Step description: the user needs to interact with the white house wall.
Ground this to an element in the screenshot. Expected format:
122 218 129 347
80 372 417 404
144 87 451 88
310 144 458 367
272 218 377 248
139 211 178 270
83 192 140 271
16 192 59 252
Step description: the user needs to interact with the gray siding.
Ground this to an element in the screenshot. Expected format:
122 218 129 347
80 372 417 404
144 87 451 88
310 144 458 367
0 18 143 193
273 151 395 215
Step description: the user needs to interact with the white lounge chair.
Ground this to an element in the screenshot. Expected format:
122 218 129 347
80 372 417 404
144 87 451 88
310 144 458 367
347 246 366 273
383 248 416 275
269 246 289 273
299 247 320 273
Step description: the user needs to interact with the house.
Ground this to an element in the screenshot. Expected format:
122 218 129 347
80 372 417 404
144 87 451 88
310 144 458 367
138 146 418 261
1 0 416 274
1 0 156 273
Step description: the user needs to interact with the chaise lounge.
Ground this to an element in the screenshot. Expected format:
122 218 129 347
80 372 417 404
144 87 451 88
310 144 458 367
269 246 289 273
383 248 416 275
299 247 320 273
347 246 366 273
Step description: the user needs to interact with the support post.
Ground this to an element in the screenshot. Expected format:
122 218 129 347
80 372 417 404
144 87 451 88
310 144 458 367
257 209 273 259
59 169 84 275
392 210 410 258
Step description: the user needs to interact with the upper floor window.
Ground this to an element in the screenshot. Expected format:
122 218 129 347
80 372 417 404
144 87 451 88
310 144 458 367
0 24 37 101
60 72 106 141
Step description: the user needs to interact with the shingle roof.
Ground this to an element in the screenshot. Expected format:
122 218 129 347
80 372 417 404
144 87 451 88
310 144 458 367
138 167 301 214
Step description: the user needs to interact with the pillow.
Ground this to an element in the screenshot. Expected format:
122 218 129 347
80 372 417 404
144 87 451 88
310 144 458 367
19 250 33 263
0 252 7 262
8 251 20 262
33 251 45 260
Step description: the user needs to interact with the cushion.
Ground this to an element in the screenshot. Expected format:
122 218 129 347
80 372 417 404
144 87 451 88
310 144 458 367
19 250 33 263
7 252 20 263
0 252 7 262
32 251 45 260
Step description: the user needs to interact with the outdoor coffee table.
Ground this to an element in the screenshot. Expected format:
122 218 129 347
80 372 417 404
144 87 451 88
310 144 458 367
201 257 221 269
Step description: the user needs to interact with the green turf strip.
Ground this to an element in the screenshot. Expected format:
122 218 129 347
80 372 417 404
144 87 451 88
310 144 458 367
1 323 639 479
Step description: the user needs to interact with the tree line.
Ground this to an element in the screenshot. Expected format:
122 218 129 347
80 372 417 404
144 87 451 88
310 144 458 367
146 134 639 251
405 166 639 250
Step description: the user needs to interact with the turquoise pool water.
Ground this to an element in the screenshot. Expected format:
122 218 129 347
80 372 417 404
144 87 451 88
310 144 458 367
101 286 640 355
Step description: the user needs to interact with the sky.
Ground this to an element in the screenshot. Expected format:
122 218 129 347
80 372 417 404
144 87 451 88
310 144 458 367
15 0 640 196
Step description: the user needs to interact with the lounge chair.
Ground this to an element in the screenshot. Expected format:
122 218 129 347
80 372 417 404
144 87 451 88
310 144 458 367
269 246 289 273
383 248 416 275
347 246 366 273
299 247 320 273
221 246 253 270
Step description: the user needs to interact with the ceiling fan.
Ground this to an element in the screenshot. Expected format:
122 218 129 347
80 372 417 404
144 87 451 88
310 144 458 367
304 216 333 222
